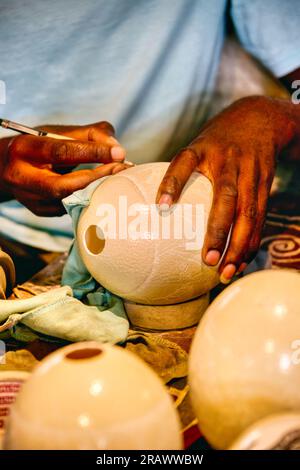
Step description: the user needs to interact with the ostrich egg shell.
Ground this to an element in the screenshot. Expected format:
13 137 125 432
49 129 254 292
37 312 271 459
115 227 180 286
188 269 300 449
77 162 218 305
5 342 182 450
230 413 300 450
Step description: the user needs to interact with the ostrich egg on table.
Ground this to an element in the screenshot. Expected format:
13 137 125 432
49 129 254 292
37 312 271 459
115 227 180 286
189 269 300 449
77 162 219 305
5 342 182 450
229 413 300 450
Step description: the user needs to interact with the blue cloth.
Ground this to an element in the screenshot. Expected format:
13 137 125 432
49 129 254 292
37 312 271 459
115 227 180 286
0 0 300 250
61 179 105 298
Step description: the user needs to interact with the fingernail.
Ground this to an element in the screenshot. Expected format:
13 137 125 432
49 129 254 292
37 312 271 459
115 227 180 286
158 194 173 211
220 264 236 284
205 250 221 266
111 146 126 161
237 262 247 274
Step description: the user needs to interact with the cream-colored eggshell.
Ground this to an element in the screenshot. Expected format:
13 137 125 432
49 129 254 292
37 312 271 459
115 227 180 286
5 342 182 450
229 413 300 450
188 269 300 449
77 162 218 305
124 293 209 330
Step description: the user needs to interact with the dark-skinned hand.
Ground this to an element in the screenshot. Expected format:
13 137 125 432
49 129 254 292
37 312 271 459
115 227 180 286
0 121 130 217
156 95 300 283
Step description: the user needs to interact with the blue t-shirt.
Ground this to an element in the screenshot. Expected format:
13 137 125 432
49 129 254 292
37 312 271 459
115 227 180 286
0 0 299 251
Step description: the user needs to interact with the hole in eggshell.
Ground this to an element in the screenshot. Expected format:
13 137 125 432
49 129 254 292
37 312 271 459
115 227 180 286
84 224 105 255
66 348 102 360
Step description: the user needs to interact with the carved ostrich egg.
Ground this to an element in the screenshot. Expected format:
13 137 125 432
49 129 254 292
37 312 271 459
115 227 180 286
77 162 219 305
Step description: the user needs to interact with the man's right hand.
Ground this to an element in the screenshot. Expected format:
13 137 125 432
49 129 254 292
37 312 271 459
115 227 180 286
0 121 129 216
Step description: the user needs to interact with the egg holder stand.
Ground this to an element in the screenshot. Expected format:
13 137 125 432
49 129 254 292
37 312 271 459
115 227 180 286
124 293 209 330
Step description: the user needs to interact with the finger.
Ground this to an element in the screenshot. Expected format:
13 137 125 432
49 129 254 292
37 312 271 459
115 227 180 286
219 166 259 282
74 122 126 162
111 162 133 174
244 170 274 265
9 134 124 166
42 121 116 140
236 262 248 275
156 147 200 208
55 163 131 197
202 168 238 267
39 121 126 162
5 160 130 199
13 164 132 218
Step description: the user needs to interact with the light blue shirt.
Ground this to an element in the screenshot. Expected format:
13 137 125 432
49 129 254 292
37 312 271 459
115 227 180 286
0 0 299 251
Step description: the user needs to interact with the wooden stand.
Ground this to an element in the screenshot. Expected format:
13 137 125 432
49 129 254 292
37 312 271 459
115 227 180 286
124 293 209 331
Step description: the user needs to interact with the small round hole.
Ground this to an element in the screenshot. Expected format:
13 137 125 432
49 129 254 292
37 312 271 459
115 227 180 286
66 348 102 360
85 225 105 255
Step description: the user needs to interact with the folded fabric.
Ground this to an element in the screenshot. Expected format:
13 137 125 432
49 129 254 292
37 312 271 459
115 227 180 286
0 286 129 344
125 332 188 384
0 179 130 346
0 330 188 386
